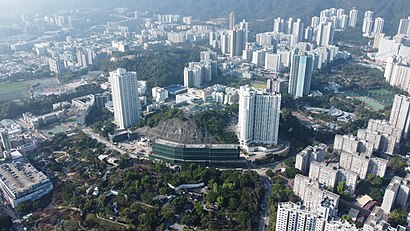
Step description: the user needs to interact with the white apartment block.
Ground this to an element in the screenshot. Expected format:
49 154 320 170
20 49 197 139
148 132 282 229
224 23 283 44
376 39 402 63
381 175 410 214
389 94 410 139
265 53 282 71
333 134 374 156
337 169 359 193
151 87 169 103
348 8 358 28
238 86 281 146
184 61 216 88
339 151 387 179
357 119 402 155
276 202 327 231
368 157 388 178
309 161 338 190
294 174 339 214
339 151 370 179
385 58 410 92
372 17 384 35
362 18 373 37
109 68 141 129
397 17 410 36
317 22 335 47
295 144 327 174
309 161 358 194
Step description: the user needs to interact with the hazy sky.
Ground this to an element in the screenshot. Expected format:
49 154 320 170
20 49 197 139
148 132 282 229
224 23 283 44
0 0 80 18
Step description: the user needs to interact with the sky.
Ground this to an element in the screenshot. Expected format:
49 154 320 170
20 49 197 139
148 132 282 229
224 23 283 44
0 0 79 18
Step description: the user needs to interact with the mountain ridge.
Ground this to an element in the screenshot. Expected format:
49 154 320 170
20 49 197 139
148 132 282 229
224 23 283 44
8 0 410 35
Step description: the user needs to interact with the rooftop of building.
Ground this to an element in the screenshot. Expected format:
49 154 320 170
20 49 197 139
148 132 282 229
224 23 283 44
364 207 390 230
240 85 281 96
0 157 51 197
0 119 21 131
341 151 371 159
278 201 306 210
71 94 95 107
164 84 187 95
138 118 219 144
154 139 238 149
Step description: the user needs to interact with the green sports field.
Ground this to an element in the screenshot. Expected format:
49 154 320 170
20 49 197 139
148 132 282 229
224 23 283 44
342 89 395 110
0 78 59 101
0 81 29 100
354 96 385 110
251 82 267 89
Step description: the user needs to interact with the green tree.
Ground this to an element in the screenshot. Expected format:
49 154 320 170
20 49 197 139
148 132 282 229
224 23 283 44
369 189 383 202
284 157 296 167
216 196 225 207
337 181 346 195
228 197 238 210
142 208 159 228
389 208 407 227
282 167 300 178
0 215 13 231
389 156 406 177
341 214 352 223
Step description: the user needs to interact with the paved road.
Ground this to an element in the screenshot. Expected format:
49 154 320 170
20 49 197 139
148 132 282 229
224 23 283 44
258 175 272 231
1 202 25 231
81 128 126 154
95 213 128 227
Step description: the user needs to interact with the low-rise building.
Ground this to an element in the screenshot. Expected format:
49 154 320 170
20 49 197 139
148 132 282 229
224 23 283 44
152 87 169 103
71 94 95 126
363 207 392 231
22 111 65 129
0 157 53 208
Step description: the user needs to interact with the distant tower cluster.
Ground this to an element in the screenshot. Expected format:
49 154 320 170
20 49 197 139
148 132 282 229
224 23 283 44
184 51 217 88
219 12 248 57
109 68 141 129
362 11 384 37
348 8 358 28
316 22 335 47
238 86 281 147
373 17 384 35
229 29 246 57
229 11 235 30
397 16 410 36
362 11 374 37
